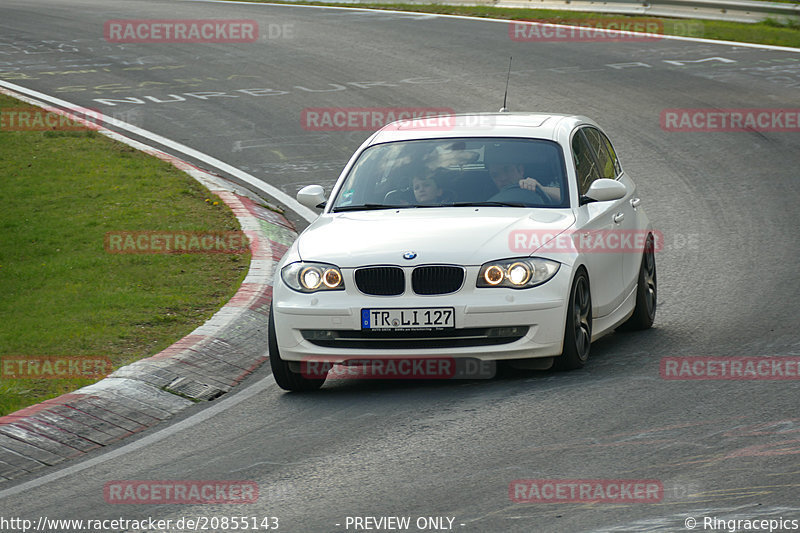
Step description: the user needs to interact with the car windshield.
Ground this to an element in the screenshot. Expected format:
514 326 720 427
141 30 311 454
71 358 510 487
330 137 569 211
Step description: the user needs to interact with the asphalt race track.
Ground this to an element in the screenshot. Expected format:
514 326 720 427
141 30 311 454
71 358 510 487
1 0 799 531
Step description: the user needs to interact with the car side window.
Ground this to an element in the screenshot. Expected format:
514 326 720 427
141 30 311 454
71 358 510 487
571 130 600 196
583 127 618 180
598 131 622 176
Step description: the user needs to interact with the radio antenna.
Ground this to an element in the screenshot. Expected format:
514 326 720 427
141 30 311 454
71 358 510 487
500 56 512 112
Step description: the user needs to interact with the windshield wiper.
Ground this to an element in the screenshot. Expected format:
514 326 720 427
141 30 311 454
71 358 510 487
451 201 528 208
332 204 411 212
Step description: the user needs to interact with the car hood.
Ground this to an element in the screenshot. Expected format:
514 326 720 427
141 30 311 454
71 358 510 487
296 208 576 267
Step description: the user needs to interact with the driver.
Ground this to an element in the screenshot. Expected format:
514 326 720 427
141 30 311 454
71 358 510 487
484 143 561 204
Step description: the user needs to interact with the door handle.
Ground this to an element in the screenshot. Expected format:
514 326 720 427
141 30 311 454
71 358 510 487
630 197 641 208
613 212 624 223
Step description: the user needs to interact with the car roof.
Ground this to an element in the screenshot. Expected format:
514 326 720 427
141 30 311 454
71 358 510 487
370 112 595 144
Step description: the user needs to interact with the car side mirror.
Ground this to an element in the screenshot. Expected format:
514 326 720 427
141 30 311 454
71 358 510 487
582 179 626 204
297 185 327 210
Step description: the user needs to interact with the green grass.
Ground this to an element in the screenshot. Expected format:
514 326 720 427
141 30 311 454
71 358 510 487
0 95 250 416
230 0 800 48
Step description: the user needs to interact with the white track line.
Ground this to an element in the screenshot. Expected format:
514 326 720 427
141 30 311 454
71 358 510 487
0 83 288 498
0 376 277 499
0 79 317 223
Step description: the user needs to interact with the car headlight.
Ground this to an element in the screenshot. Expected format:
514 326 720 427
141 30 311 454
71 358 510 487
477 258 560 289
282 262 345 293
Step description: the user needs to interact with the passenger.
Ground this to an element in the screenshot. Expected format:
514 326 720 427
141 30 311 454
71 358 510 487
412 175 444 204
412 169 454 205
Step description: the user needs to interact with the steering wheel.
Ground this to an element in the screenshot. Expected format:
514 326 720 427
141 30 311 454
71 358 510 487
532 182 556 206
494 185 550 206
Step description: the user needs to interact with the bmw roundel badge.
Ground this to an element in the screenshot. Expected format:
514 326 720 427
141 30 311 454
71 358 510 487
403 252 417 260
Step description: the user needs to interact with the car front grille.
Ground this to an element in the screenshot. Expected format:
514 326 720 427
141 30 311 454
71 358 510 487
354 266 405 296
412 265 464 295
354 265 466 296
301 326 528 349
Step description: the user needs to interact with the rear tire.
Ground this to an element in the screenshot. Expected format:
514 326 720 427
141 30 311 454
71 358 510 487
268 308 326 391
554 269 592 370
619 234 657 331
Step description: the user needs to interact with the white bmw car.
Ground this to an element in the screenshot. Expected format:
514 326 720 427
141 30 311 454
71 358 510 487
269 113 657 391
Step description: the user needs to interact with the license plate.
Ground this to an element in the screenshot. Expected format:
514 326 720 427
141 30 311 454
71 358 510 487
361 307 455 330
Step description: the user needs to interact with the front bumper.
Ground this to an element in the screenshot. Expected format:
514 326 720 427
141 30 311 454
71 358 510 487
272 264 572 363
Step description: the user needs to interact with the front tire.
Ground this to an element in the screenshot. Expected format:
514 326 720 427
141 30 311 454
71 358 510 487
555 269 592 370
619 234 657 331
268 308 326 391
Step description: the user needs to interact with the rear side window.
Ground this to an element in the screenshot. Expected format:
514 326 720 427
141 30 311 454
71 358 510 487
571 131 600 196
583 127 620 179
600 132 621 175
